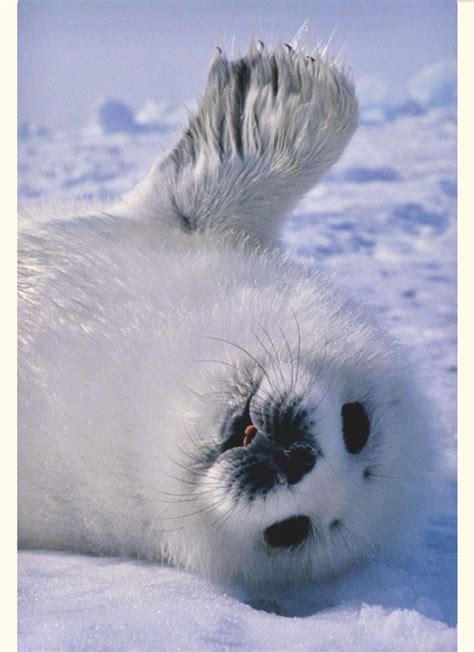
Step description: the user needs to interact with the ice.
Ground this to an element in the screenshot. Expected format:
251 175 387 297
135 99 191 132
18 121 50 140
19 531 456 651
18 60 457 649
92 98 136 133
82 98 190 137
359 60 456 125
408 60 457 110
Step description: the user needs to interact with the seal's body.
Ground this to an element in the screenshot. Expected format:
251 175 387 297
19 42 432 591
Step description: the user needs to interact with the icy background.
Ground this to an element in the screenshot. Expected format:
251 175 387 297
18 2 456 650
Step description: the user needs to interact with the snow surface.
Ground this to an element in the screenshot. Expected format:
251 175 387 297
407 60 457 111
18 81 457 650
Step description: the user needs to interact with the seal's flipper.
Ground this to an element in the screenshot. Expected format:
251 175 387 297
122 41 358 245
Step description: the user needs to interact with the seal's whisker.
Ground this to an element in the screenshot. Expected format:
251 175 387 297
259 323 287 396
202 335 279 397
277 322 296 394
301 336 330 401
251 328 282 393
289 304 302 391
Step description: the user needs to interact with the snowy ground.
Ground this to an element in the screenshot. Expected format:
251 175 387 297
18 86 457 649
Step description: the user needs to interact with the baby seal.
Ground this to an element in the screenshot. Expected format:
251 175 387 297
18 40 433 591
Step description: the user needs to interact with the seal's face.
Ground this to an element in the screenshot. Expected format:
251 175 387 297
219 388 370 550
168 319 431 591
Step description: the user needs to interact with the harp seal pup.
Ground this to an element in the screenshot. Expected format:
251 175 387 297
18 41 433 592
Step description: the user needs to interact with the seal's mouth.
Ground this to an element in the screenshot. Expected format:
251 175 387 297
221 395 258 453
264 515 311 549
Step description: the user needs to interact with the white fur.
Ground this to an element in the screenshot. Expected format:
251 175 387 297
18 42 433 592
117 41 358 244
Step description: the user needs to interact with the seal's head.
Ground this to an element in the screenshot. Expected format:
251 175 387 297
160 285 434 592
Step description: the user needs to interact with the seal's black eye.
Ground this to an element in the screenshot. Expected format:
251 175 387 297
341 402 370 454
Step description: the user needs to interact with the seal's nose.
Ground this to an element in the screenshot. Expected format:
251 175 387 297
275 446 316 485
259 395 310 447
264 515 311 549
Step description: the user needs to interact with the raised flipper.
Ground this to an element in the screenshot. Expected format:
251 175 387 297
121 40 358 245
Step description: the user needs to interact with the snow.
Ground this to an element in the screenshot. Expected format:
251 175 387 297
18 72 456 649
19 547 456 652
358 59 456 125
82 97 193 136
407 60 457 110
92 98 136 134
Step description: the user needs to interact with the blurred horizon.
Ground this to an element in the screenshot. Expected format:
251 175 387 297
18 0 456 131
